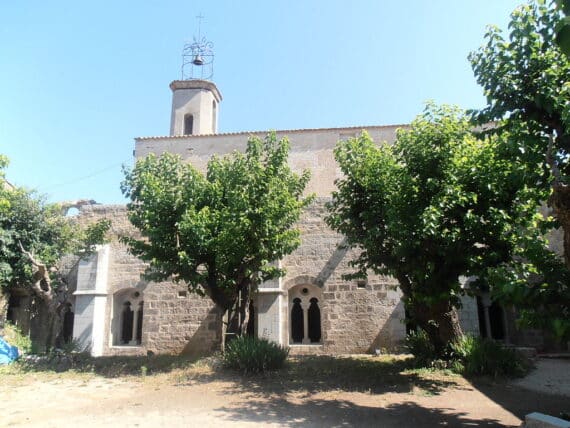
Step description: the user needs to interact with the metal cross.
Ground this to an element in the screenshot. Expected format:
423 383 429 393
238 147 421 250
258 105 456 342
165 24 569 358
196 13 205 39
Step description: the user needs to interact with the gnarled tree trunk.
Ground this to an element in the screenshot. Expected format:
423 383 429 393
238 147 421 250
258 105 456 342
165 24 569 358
410 298 464 355
19 242 68 350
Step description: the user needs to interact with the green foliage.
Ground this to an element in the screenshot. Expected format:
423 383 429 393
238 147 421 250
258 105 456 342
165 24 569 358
121 133 313 332
470 0 570 339
470 0 570 161
2 322 32 354
407 331 529 378
222 335 289 374
555 0 570 56
405 330 437 367
448 335 528 378
0 158 110 291
326 104 545 350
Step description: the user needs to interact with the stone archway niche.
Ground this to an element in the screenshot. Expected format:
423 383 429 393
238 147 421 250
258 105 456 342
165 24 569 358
288 284 323 345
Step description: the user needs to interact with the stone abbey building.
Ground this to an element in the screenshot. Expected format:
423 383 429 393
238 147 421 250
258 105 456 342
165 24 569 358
6 76 545 356
60 77 493 357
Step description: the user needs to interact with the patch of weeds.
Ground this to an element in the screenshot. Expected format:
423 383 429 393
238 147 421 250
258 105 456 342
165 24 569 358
448 335 530 378
1 322 32 354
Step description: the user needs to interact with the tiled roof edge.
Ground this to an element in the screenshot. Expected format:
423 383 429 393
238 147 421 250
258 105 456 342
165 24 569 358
135 124 408 141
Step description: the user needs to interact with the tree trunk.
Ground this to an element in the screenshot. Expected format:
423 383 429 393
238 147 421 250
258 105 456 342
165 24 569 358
18 242 68 351
213 282 254 351
411 298 464 355
549 183 570 269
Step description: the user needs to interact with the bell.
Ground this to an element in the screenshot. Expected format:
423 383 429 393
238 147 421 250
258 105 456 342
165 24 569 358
192 54 204 66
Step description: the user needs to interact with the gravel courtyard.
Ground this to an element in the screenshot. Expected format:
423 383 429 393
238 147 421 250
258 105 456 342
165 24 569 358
1 355 568 427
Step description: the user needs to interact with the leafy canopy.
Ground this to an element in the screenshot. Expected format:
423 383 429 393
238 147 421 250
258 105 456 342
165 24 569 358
326 105 547 346
0 156 110 290
121 133 312 311
470 0 570 338
469 0 570 178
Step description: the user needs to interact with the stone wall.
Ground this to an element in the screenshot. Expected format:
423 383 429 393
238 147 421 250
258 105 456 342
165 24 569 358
74 204 221 356
280 198 406 354
135 125 405 198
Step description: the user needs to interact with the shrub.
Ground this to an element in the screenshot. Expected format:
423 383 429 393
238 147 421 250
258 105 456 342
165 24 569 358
1 322 32 355
222 336 289 374
448 335 528 378
405 329 437 367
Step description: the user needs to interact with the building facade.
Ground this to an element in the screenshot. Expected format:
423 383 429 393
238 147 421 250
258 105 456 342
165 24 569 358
57 78 489 357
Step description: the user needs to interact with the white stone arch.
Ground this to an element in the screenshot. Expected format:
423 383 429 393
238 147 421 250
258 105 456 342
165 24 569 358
288 284 323 345
111 288 144 346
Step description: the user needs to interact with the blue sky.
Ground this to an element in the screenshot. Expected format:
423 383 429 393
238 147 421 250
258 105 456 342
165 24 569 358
0 1 521 204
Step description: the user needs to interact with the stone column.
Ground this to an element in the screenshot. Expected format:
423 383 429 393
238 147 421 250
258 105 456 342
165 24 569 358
129 308 139 346
481 294 492 340
302 300 310 345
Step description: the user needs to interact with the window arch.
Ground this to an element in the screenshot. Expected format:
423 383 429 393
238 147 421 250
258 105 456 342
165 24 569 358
112 289 144 346
288 284 323 344
184 114 194 135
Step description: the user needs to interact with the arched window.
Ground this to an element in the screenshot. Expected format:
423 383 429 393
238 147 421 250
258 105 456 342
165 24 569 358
113 289 144 346
121 302 134 344
308 298 321 343
289 285 323 344
291 298 304 343
184 114 194 135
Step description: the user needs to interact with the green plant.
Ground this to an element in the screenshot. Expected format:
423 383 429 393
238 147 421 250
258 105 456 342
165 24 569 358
222 336 289 374
59 338 84 354
405 330 437 367
121 133 313 339
2 322 32 355
448 335 528 378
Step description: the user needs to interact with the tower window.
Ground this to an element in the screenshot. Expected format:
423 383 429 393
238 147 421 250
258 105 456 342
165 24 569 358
184 114 194 135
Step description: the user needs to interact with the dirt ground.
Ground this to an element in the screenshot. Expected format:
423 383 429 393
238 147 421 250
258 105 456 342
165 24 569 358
1 356 568 428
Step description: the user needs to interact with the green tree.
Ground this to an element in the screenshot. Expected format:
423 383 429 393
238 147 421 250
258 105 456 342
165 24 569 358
0 156 110 347
326 105 545 353
470 0 570 339
555 0 570 56
469 0 570 266
121 133 312 341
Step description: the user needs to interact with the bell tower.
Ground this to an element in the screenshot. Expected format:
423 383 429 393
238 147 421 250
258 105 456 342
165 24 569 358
170 16 222 136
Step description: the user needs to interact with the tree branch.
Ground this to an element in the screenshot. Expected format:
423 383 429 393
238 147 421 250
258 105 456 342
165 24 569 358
18 241 54 305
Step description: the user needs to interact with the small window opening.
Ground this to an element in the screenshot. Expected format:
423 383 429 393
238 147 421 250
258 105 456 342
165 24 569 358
184 114 194 135
291 298 304 343
178 290 188 298
308 298 321 343
121 302 134 344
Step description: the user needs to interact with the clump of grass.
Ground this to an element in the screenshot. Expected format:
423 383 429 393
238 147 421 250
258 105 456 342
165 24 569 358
448 335 529 378
405 329 437 367
405 330 529 378
1 322 32 355
222 336 289 374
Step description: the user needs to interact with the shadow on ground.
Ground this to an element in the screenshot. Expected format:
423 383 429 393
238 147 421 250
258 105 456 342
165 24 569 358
473 378 570 423
13 353 203 377
179 355 465 396
214 397 503 428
